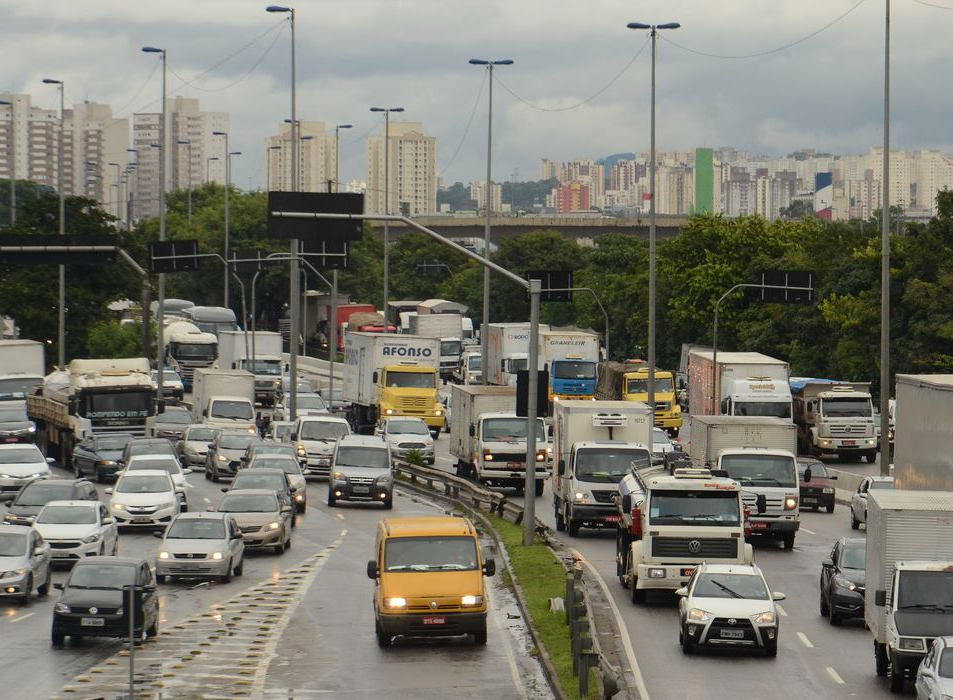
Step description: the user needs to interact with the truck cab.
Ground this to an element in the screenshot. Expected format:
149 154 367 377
467 412 547 495
721 377 792 419
377 365 444 436
453 350 483 385
792 380 877 462
549 356 597 401
202 396 256 433
165 328 217 390
716 448 800 550
619 365 682 435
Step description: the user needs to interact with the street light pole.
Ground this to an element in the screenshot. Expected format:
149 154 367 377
213 131 230 306
470 58 513 385
370 106 404 313
108 162 122 218
178 139 192 226
628 20 679 452
0 100 16 226
42 78 67 367
127 148 139 226
879 0 892 475
334 124 352 193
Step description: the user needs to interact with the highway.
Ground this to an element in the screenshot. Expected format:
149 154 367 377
0 454 551 699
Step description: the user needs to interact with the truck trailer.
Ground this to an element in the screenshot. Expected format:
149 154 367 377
191 368 256 432
0 339 45 402
889 374 953 490
217 330 283 406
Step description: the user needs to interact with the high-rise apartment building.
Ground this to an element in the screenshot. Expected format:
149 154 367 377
365 122 436 216
0 93 58 194
469 180 502 213
264 121 336 192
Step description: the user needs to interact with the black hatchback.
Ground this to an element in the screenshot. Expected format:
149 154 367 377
820 537 866 625
51 556 159 646
3 478 99 526
72 433 135 482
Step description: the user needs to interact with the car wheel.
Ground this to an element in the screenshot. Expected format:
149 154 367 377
472 624 488 646
210 470 219 483
819 590 830 617
850 508 859 530
51 629 65 647
95 466 105 484
274 540 285 555
204 469 210 481
221 560 232 583
826 502 835 514
382 497 393 510
376 620 390 648
888 659 904 693
829 610 842 626
19 575 32 606
875 642 889 677
234 558 244 577
680 629 693 655
763 639 778 658
297 502 306 514
37 571 51 597
327 490 336 507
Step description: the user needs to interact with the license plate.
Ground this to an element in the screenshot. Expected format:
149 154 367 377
132 517 153 524
843 440 855 446
506 462 522 468
81 617 105 627
353 486 369 494
603 515 621 523
177 563 201 570
751 521 768 529
680 567 695 577
422 616 446 625
720 629 744 639
802 497 817 504
3 437 17 443
51 551 70 557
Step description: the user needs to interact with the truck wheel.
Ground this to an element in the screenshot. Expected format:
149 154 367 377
781 533 795 551
61 434 73 471
865 450 878 463
534 480 545 497
875 642 888 677
630 578 645 604
554 505 565 532
327 490 336 507
826 502 835 514
431 428 441 439
567 517 581 538
888 660 904 693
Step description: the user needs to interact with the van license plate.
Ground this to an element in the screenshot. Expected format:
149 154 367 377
81 617 105 627
750 522 767 529
801 497 817 504
422 616 445 625
843 440 856 446
720 629 744 639
506 462 522 468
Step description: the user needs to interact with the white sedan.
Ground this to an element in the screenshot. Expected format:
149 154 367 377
375 417 435 464
33 500 119 562
123 454 193 510
849 475 894 529
0 443 52 499
105 470 180 529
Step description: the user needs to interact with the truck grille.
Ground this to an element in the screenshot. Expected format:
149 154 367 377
740 494 785 514
488 454 525 464
93 424 147 438
591 490 617 505
651 537 738 558
828 424 871 437
654 402 671 412
397 397 429 409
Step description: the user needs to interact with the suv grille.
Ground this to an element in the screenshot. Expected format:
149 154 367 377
240 525 262 534
706 617 757 644
651 537 737 558
350 476 375 485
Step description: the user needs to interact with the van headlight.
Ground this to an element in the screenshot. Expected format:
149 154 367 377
574 491 590 503
158 551 170 560
384 597 406 609
783 496 798 510
461 595 483 607
898 637 926 651
754 611 775 625
296 444 307 457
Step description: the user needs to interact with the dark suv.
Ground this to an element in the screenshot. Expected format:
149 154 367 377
119 437 177 468
797 457 838 513
72 433 134 482
3 478 99 526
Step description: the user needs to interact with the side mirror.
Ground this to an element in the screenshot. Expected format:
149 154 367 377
2 500 11 507
822 558 834 568
202 409 209 417
281 505 293 513
290 433 298 442
557 459 566 476
206 504 216 512
372 371 378 384
46 457 55 464
152 531 163 539
102 517 114 525
104 488 114 495
803 468 812 483
53 582 64 591
34 545 45 556
755 494 767 515
143 584 157 593
483 558 496 577
875 589 887 607
182 468 193 475
830 475 838 480
366 560 380 579
232 532 243 540
622 494 632 512
675 587 688 598
221 487 228 493
921 668 935 679
469 425 475 437
772 592 787 601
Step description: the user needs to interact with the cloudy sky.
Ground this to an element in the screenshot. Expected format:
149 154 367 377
5 0 953 189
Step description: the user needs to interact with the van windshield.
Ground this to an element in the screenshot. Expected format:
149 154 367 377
384 536 478 572
574 447 650 483
719 454 797 488
211 401 253 420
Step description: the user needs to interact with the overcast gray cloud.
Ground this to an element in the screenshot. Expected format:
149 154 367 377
5 0 953 189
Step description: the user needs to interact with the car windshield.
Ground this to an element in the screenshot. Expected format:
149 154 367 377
652 429 672 449
798 461 828 478
297 396 327 411
251 459 299 474
299 422 348 441
482 418 545 441
626 377 674 394
254 445 296 457
186 427 217 442
553 361 596 380
897 570 953 609
822 397 872 418
68 564 136 589
732 401 793 419
649 491 740 526
870 479 893 490
37 505 97 525
116 475 171 493
0 407 28 422
384 371 435 389
166 519 225 539
211 400 254 420
160 410 191 424
0 532 27 556
940 649 953 679
220 435 258 450
129 442 174 457
388 420 430 436
693 573 769 600
0 377 41 399
720 454 797 488
153 372 180 383
95 435 133 451
14 482 74 506
0 447 42 464
575 447 651 483
232 474 285 491
384 536 478 572
841 545 865 569
335 447 389 469
127 459 181 475
219 494 277 513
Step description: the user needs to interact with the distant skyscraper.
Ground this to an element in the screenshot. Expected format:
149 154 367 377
365 121 436 216
469 180 501 213
814 173 833 221
265 121 336 192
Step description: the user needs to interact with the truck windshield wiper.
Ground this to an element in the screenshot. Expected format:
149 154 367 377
710 579 744 599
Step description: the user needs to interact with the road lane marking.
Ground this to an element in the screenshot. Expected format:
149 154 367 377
570 547 650 700
10 612 34 623
334 513 345 521
801 527 817 535
797 631 814 648
486 581 527 699
776 604 787 617
826 667 845 684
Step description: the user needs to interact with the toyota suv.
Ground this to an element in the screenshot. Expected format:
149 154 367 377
366 516 496 647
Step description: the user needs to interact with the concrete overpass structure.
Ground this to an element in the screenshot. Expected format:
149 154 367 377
369 213 691 242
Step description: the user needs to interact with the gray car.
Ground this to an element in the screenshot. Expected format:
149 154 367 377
328 435 393 508
216 489 292 554
916 636 953 699
154 512 244 583
148 405 193 440
206 431 263 481
374 417 435 465
176 425 219 469
0 524 52 604
247 455 307 513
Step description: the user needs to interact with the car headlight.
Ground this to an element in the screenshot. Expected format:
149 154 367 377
898 637 926 651
80 535 101 544
574 491 590 503
294 493 304 502
268 521 280 530
754 611 775 625
546 447 553 455
156 502 175 510
375 474 391 483
784 496 798 510
112 503 126 511
27 425 36 433
384 597 406 609
461 595 483 607
296 444 307 457
210 552 225 561
866 439 876 446
54 602 71 614
98 460 117 467
688 608 712 622
0 568 27 579
833 575 856 591
158 551 170 560
217 454 228 462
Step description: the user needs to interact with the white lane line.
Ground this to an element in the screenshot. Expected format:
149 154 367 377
334 513 345 521
776 603 788 617
797 631 814 648
10 612 35 623
570 547 650 700
801 527 817 536
203 497 211 503
826 667 845 685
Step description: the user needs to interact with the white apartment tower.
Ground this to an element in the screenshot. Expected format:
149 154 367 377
365 122 436 216
264 121 336 192
469 180 502 213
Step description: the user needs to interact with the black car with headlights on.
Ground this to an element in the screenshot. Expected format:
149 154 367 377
820 536 866 625
51 556 159 646
72 433 134 482
0 403 36 444
3 478 99 526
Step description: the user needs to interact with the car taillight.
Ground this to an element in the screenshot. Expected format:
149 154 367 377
630 506 642 538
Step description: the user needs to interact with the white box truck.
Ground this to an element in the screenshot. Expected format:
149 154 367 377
894 374 953 490
689 415 800 549
409 314 463 379
865 490 953 692
191 368 256 432
552 400 652 536
448 385 548 496
687 350 792 418
539 330 601 401
791 378 876 461
217 330 283 406
0 339 45 402
486 322 539 387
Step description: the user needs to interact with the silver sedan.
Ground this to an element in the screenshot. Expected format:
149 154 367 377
0 524 52 604
155 512 244 582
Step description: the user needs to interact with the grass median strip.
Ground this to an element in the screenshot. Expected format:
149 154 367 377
489 515 598 700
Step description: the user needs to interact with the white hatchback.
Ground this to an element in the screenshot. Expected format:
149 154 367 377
34 500 119 562
105 470 180 529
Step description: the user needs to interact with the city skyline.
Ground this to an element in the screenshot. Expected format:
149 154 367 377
5 0 953 192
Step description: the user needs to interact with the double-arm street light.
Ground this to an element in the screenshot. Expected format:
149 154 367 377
627 20 679 450
126 148 139 224
42 78 66 367
370 106 404 312
0 99 16 226
469 58 513 385
334 123 352 193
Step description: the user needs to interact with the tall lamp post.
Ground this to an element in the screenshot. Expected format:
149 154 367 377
627 20 679 451
879 0 892 475
267 3 301 422
142 45 168 401
177 139 193 226
107 162 122 218
0 99 16 226
42 78 66 367
212 131 231 306
369 106 404 312
126 148 139 225
334 123 352 193
469 58 513 385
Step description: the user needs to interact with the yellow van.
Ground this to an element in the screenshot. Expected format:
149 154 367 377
367 515 496 647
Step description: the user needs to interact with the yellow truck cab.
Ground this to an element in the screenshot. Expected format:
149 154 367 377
377 365 444 435
597 360 682 435
367 515 496 647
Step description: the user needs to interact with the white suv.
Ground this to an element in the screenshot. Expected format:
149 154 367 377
0 444 52 499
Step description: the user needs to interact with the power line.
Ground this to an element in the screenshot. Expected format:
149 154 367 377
492 36 650 113
437 70 487 178
659 0 870 59
910 0 953 10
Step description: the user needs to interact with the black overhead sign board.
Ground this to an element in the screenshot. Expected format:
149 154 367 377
266 192 364 242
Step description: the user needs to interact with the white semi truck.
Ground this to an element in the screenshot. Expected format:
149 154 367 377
687 350 792 418
790 378 877 462
217 330 283 406
190 368 256 432
865 489 953 692
688 415 800 550
409 313 463 380
552 400 652 537
448 385 548 496
162 320 217 390
0 339 45 402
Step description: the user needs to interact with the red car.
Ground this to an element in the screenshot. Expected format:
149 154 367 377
797 457 837 513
